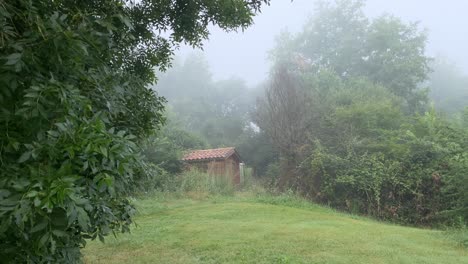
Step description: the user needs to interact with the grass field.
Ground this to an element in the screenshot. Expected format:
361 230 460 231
83 193 468 264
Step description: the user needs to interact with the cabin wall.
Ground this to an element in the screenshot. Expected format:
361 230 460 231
207 160 226 176
184 157 241 185
226 156 240 185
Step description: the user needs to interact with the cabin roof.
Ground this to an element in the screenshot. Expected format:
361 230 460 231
182 147 240 162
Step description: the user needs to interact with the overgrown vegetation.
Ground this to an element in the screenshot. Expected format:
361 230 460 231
253 0 468 226
157 170 236 196
2 0 467 262
154 54 279 176
150 0 468 228
0 0 269 262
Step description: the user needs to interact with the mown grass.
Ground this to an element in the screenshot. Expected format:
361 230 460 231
83 193 468 264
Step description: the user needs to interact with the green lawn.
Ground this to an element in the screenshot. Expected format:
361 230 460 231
83 194 468 264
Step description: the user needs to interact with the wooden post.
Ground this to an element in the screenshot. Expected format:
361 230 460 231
239 162 245 185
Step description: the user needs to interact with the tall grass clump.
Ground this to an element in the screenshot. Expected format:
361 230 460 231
453 228 468 248
239 166 253 188
251 189 317 209
443 218 468 248
176 169 235 196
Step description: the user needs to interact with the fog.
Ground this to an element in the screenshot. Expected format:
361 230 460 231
154 0 468 182
178 0 468 86
6 1 468 260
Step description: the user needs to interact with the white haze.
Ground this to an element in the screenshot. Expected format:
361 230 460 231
176 0 468 86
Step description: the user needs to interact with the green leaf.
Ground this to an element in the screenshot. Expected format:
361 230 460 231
52 229 68 237
47 130 60 137
0 189 11 199
118 14 133 29
31 220 48 233
38 233 49 248
56 123 67 131
99 146 108 158
5 53 22 65
26 190 39 198
76 207 90 230
82 160 89 171
117 130 126 137
18 151 32 163
34 197 41 207
0 198 19 206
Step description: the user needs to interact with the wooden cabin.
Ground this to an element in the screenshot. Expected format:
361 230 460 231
182 147 242 185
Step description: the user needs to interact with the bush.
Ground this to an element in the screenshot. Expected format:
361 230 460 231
0 1 166 261
445 226 468 248
0 0 268 262
142 124 208 174
310 110 468 226
130 163 171 195
264 162 281 188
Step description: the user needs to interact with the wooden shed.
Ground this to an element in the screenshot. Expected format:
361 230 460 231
182 147 242 185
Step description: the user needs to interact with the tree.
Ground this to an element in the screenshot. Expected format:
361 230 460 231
235 128 279 177
156 54 255 147
155 53 214 102
463 107 468 128
271 0 431 112
254 65 314 187
254 0 468 227
428 57 468 114
0 0 269 262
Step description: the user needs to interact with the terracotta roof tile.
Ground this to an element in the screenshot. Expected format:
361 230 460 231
182 147 236 161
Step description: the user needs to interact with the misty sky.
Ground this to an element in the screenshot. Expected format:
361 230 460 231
177 0 468 86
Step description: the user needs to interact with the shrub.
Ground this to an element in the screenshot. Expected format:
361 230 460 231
0 0 269 262
311 110 468 226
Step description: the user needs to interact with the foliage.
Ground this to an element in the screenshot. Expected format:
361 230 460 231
253 0 468 227
306 106 468 225
155 54 279 176
235 128 278 177
155 54 254 148
143 123 207 174
254 65 315 187
0 0 269 262
271 0 431 112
